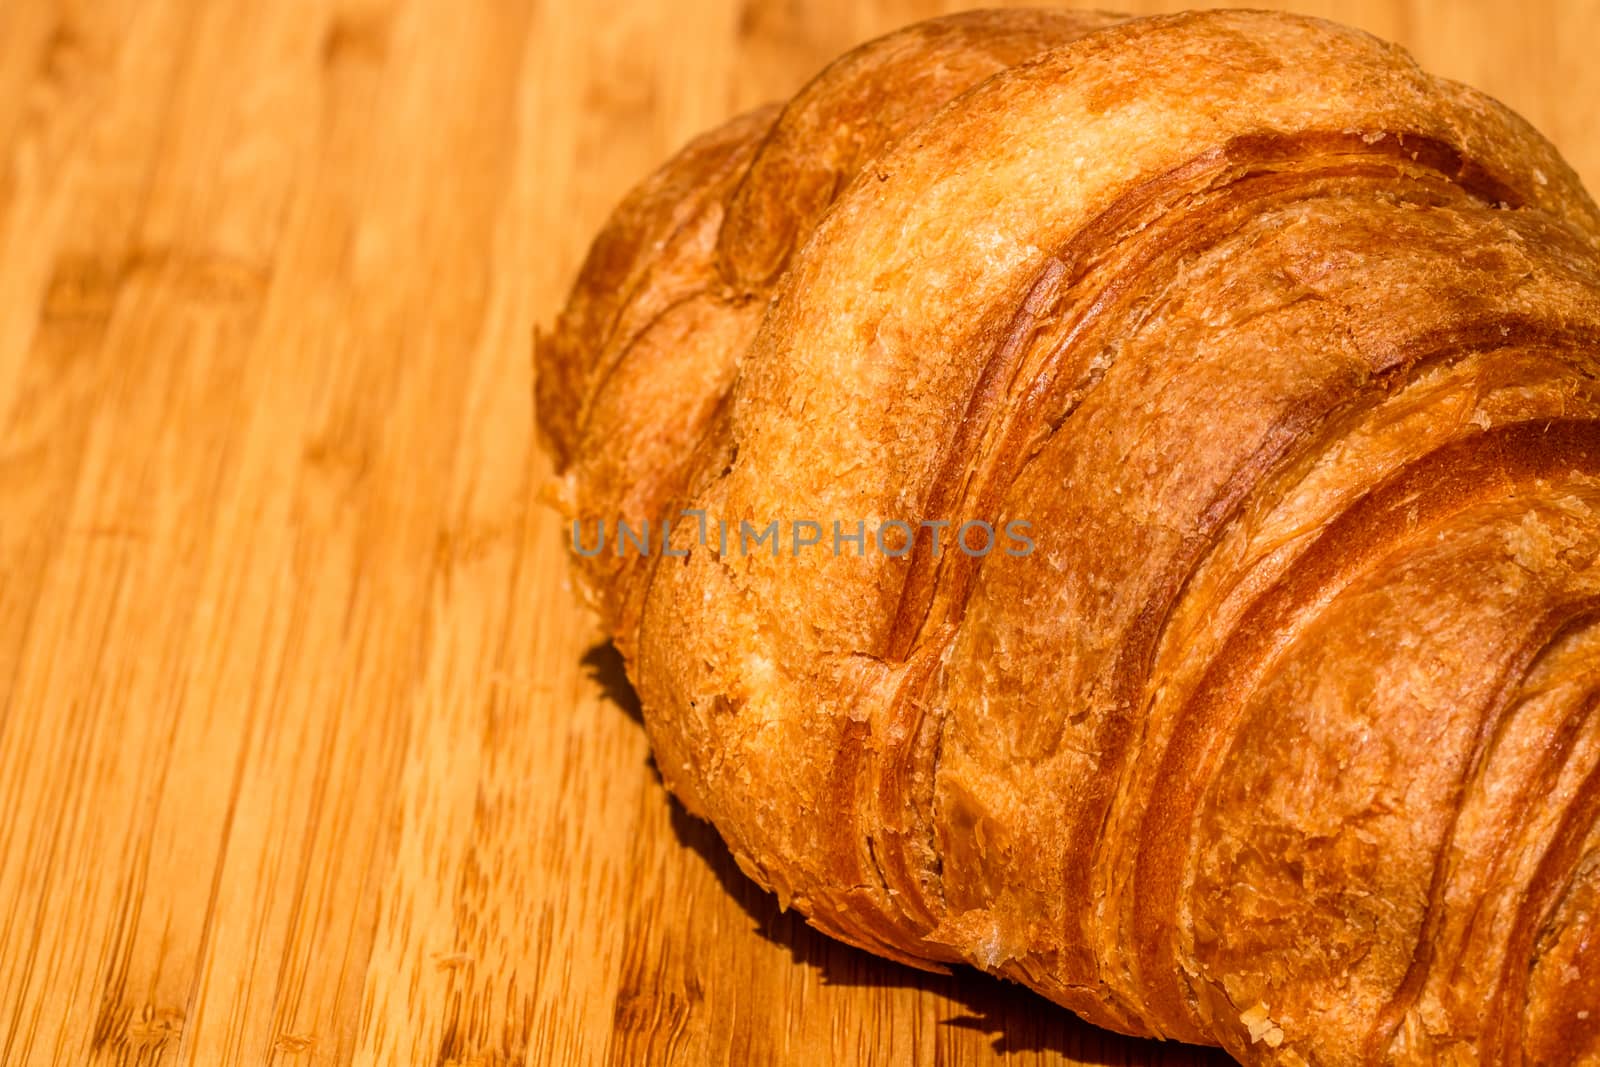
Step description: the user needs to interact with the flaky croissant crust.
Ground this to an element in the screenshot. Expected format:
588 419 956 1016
537 9 1600 1064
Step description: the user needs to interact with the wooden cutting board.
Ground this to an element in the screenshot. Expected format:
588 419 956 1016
0 1 1593 1063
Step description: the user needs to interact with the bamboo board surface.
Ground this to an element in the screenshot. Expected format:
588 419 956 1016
0 1 1595 1064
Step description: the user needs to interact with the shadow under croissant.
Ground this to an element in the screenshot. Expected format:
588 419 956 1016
585 641 1231 1065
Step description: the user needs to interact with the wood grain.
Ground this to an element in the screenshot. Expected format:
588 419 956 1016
0 1 1593 1064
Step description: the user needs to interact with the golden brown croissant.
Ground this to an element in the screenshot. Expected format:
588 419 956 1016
536 9 1600 1063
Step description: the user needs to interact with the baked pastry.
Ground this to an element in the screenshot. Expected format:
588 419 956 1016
536 9 1600 1063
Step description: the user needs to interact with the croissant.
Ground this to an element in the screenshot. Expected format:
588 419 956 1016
536 8 1600 1063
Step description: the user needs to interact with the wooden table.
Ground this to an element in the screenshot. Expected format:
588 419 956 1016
0 1 1593 1063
